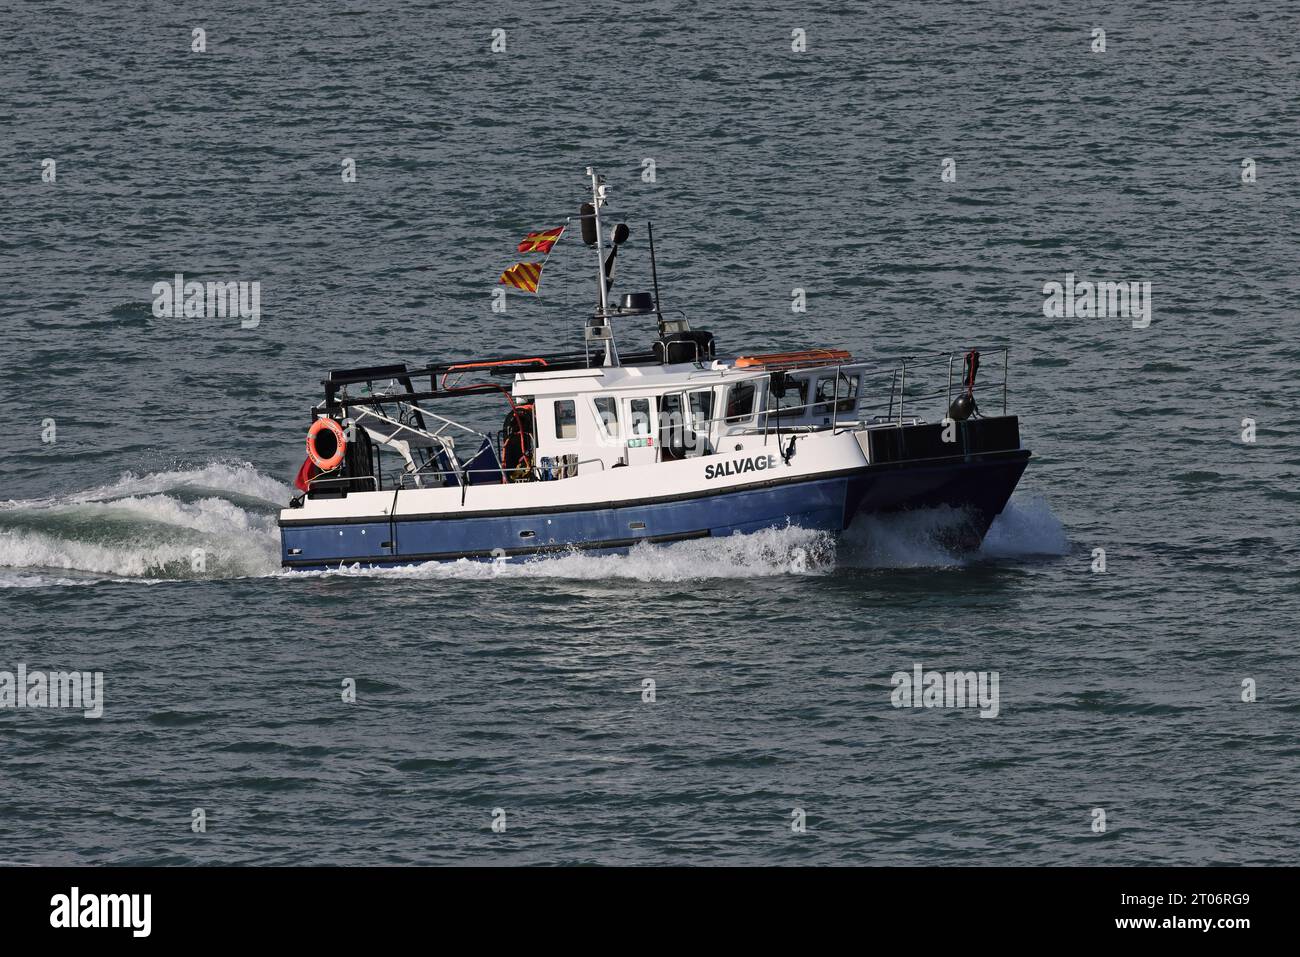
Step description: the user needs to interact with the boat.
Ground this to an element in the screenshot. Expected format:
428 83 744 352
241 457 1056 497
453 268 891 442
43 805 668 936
278 167 1031 569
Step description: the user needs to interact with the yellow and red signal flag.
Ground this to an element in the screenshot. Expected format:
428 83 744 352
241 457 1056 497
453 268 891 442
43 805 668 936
517 226 565 254
498 261 543 293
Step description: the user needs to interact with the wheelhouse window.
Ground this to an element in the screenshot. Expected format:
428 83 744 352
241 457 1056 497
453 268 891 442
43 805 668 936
688 389 714 432
724 381 755 423
629 398 654 436
813 372 860 414
554 399 577 439
660 393 686 459
772 376 809 418
593 396 620 438
687 389 715 454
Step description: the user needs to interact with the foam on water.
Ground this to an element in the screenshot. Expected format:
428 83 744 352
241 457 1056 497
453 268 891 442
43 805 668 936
979 494 1071 558
0 572 89 589
0 462 284 583
840 506 971 569
299 523 839 583
841 496 1070 570
0 461 291 512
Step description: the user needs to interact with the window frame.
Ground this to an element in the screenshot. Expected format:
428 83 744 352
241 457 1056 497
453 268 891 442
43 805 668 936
628 397 655 437
724 381 757 424
553 399 578 440
813 372 860 415
592 396 621 439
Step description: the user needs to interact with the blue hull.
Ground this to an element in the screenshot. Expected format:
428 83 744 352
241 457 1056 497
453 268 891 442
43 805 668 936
280 450 1030 569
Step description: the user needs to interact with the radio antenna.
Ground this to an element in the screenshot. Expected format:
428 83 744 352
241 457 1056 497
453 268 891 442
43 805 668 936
648 221 665 334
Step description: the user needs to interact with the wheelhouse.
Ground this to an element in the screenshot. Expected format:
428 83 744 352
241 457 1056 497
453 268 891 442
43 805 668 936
299 351 874 495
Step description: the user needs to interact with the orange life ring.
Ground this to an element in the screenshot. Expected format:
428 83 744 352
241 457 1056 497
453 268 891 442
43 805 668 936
307 418 347 471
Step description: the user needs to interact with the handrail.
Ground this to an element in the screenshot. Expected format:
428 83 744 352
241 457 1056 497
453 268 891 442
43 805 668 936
308 475 378 491
1003 346 1009 415
899 359 907 425
943 348 1010 418
393 456 609 488
657 366 1011 437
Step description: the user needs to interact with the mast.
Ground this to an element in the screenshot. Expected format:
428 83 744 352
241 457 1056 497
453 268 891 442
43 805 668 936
587 167 609 319
585 166 620 366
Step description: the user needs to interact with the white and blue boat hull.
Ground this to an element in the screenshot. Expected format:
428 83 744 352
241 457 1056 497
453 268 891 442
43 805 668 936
280 420 1029 569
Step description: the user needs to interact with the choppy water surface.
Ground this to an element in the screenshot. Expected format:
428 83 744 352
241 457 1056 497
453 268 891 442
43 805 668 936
1 1 1297 864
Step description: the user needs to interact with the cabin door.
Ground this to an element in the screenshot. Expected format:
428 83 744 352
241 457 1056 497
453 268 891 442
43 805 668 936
622 396 658 466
